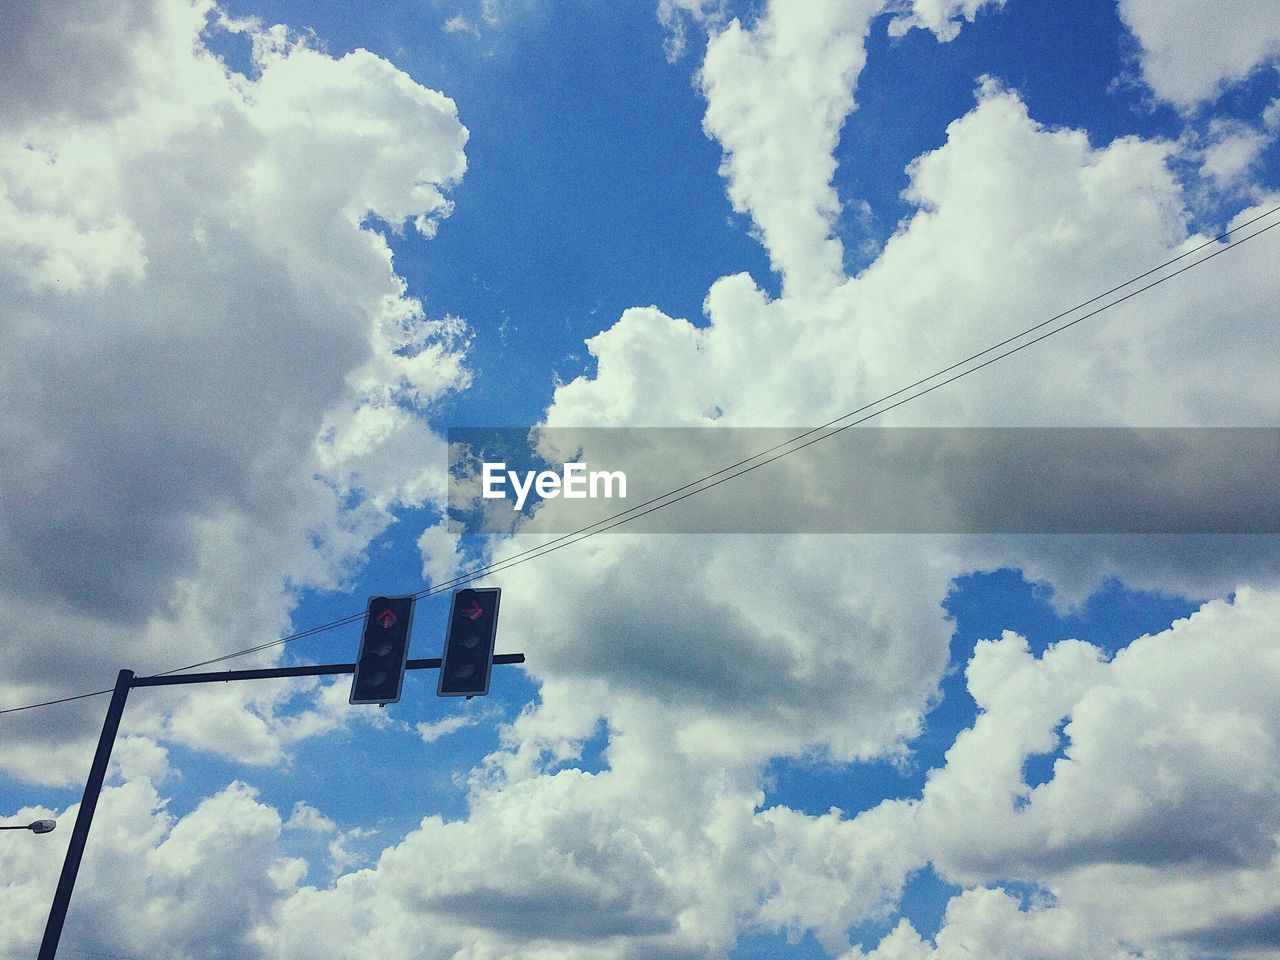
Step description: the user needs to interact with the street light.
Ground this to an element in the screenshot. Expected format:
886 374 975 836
1 819 56 834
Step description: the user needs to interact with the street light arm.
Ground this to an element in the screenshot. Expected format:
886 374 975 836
0 820 56 833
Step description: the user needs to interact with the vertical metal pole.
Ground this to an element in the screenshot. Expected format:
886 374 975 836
38 669 133 960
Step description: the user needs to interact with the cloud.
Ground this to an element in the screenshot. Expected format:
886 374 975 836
5 3 1280 958
1117 0 1280 110
484 534 957 771
844 889 1145 960
416 712 479 743
418 26 1280 960
417 520 465 588
0 761 304 960
326 825 379 877
698 0 883 294
443 14 480 36
258 722 923 960
656 0 727 61
263 765 709 958
266 60 1280 960
1266 97 1280 131
1199 119 1272 188
873 587 1280 957
0 0 469 782
886 0 1007 42
540 78 1280 596
0 0 167 128
11 587 1280 960
548 80 1254 433
286 800 338 833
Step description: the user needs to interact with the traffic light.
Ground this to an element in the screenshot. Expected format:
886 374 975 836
438 587 501 697
350 595 416 705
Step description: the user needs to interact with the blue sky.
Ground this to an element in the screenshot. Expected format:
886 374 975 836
2 1 1280 958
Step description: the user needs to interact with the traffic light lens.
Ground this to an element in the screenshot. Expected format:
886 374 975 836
460 634 480 648
373 640 394 656
452 663 476 679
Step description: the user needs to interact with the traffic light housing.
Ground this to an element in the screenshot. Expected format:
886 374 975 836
438 587 501 697
350 595 415 705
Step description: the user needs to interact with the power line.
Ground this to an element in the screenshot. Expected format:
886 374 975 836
458 204 1280 552
2 205 1277 718
402 212 1280 566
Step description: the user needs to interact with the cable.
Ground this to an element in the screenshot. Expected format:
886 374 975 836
428 203 1280 569
0 687 118 715
148 610 371 676
557 218 1280 533
406 217 1280 565
2 206 1277 717
6 211 1278 710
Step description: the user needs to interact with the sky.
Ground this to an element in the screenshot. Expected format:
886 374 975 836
2 0 1280 958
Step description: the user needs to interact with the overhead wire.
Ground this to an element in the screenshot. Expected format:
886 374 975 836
2 204 1277 718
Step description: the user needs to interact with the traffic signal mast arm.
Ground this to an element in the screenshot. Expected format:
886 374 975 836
128 654 526 687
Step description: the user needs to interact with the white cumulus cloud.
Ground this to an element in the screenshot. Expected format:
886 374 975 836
1118 0 1280 109
0 0 470 783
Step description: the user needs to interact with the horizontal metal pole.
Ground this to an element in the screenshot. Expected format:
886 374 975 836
131 653 526 688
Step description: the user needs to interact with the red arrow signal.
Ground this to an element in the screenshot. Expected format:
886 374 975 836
461 599 484 621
